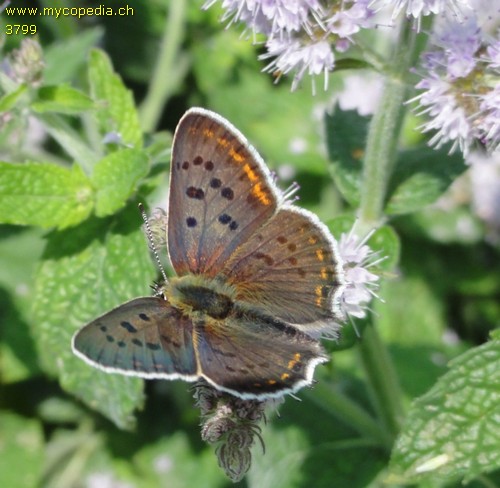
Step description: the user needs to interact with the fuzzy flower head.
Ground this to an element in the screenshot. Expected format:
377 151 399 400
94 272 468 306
204 0 324 37
411 14 500 155
337 228 380 320
4 38 44 86
373 0 472 22
205 0 376 91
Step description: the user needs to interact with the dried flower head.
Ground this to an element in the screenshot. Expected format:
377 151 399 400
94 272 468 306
193 381 274 482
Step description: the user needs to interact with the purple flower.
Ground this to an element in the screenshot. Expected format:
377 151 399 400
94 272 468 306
374 0 472 20
412 13 500 155
205 0 376 91
432 16 481 78
485 37 500 70
261 38 334 92
328 0 374 38
203 0 323 37
413 76 473 153
478 85 500 152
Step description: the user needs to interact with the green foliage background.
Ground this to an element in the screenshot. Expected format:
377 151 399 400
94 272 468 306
0 1 499 487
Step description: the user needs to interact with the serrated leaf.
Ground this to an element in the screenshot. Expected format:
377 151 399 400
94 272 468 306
0 411 44 488
0 162 93 229
32 85 94 114
88 49 142 148
385 146 467 215
388 339 500 484
92 149 149 216
31 206 156 428
325 109 369 206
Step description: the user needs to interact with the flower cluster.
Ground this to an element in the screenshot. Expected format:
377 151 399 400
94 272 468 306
2 38 44 86
411 13 500 155
374 0 472 22
337 228 380 320
204 0 375 91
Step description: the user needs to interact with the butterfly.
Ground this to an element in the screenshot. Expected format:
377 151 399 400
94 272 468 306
72 108 346 400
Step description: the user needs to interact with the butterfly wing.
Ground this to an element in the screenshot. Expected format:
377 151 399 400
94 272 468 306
168 108 280 276
221 206 345 331
194 309 328 399
72 297 198 380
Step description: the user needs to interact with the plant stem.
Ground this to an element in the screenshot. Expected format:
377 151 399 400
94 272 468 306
355 19 427 440
306 381 393 450
358 321 405 440
139 0 188 132
358 21 421 229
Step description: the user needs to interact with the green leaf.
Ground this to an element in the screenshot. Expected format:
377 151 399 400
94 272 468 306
44 27 103 85
0 162 93 229
410 205 483 245
388 338 500 484
35 113 100 168
0 227 44 383
131 433 227 487
334 58 373 71
88 49 143 148
92 149 149 217
375 276 446 347
249 405 386 488
0 83 28 111
0 71 18 94
368 224 401 272
385 146 467 215
0 411 44 488
325 108 369 206
31 206 156 428
32 85 94 114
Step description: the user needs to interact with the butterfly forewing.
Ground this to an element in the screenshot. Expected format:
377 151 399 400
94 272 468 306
221 206 345 329
72 297 198 380
194 310 328 399
168 109 280 277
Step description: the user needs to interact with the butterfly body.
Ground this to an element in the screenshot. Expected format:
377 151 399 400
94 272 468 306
166 274 236 320
72 108 346 399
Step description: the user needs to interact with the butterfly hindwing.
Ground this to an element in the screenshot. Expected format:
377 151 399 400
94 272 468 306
194 308 328 399
221 206 345 329
72 297 198 380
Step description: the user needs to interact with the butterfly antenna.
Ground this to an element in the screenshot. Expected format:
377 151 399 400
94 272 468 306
139 203 169 285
